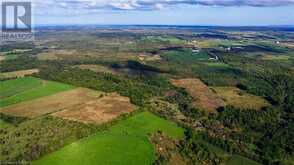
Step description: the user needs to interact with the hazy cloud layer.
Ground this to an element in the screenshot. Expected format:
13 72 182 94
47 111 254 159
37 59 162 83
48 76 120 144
4 0 294 16
110 0 294 10
3 0 294 12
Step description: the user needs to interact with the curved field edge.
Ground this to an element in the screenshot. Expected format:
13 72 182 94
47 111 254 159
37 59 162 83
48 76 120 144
33 111 185 165
0 77 75 107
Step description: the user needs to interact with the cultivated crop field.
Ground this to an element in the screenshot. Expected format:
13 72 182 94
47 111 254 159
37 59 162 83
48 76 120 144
33 111 184 165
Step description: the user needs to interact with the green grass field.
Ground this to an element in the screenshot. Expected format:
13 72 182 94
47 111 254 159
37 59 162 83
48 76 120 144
142 36 186 45
0 77 41 99
4 54 18 60
33 111 184 165
0 77 74 107
262 55 291 61
162 49 210 64
227 155 261 165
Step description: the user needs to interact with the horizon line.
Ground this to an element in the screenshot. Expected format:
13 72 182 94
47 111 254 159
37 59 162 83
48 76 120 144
33 24 294 28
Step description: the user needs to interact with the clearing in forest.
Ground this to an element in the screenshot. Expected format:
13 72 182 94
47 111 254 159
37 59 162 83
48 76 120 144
75 64 115 74
212 87 270 110
171 78 225 113
33 111 184 165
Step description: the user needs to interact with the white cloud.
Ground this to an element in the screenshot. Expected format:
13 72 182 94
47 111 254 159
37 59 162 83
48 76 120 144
3 0 294 15
49 0 294 9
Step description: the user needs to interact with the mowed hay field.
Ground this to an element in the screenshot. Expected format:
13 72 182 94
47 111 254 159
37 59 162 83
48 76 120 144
52 92 135 124
212 87 270 110
0 77 74 107
1 87 135 121
171 78 225 113
33 112 184 165
0 69 39 79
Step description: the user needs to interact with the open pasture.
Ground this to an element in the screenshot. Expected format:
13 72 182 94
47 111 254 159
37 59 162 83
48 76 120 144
0 77 42 99
280 41 294 49
141 36 187 45
261 54 291 61
51 92 135 124
75 64 115 74
33 111 184 165
212 87 270 110
162 49 211 64
0 88 96 118
0 69 39 79
1 87 135 123
0 77 74 107
171 78 225 113
37 49 76 60
138 54 162 62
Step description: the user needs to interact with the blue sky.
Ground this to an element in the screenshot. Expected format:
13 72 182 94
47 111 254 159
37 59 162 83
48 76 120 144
3 0 294 26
